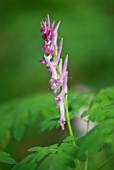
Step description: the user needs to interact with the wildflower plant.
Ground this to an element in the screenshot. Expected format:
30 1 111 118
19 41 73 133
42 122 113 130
1 15 114 170
39 15 72 133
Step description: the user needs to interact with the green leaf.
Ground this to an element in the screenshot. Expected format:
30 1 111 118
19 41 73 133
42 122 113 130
80 87 114 153
12 117 25 141
75 117 114 160
12 137 77 170
0 151 16 164
0 92 57 148
68 90 94 119
82 86 114 121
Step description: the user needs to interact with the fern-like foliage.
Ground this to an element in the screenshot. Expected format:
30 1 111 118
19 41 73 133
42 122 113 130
3 86 114 170
79 86 114 157
1 86 114 170
82 86 114 122
0 90 93 149
12 136 77 170
0 92 56 149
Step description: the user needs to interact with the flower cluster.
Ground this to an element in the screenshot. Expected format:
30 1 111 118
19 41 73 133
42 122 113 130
39 15 68 130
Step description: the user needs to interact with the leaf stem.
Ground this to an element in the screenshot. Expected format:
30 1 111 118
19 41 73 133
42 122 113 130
84 121 89 170
96 155 114 170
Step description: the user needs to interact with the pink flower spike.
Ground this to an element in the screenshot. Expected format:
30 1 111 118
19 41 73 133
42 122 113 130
61 54 68 79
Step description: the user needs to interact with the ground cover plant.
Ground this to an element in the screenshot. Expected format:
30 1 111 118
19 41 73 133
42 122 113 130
0 14 114 170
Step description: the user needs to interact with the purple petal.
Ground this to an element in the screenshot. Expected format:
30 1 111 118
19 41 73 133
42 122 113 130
54 96 61 101
55 78 63 85
49 78 55 86
52 20 55 29
61 54 68 79
54 21 61 33
53 86 60 95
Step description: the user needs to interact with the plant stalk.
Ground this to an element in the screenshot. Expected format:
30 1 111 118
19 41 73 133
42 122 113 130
84 121 89 170
64 95 82 170
96 155 114 170
64 96 73 136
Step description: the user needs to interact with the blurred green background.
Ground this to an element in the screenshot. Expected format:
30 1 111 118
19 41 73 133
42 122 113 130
0 0 114 169
0 0 114 103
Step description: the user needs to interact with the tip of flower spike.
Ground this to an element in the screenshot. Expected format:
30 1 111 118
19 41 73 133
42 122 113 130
60 38 63 43
46 14 50 27
58 119 65 130
64 54 68 64
54 21 61 33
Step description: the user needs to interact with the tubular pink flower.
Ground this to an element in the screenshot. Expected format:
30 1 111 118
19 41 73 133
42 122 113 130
52 38 63 65
61 54 68 80
52 21 61 47
58 99 65 130
54 21 61 34
44 56 57 79
59 59 62 75
55 72 68 101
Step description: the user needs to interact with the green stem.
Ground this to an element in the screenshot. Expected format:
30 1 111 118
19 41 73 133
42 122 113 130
84 121 89 170
85 158 88 170
64 96 73 136
64 95 82 170
96 155 114 170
